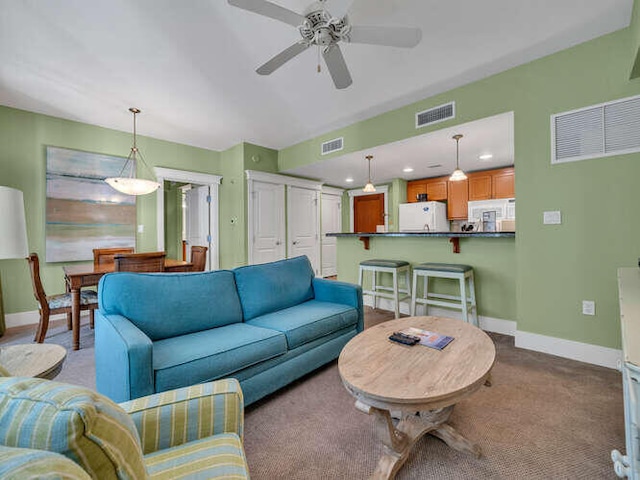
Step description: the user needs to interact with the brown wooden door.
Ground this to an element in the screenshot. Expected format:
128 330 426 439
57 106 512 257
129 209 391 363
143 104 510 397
447 179 469 220
354 194 384 232
406 181 426 203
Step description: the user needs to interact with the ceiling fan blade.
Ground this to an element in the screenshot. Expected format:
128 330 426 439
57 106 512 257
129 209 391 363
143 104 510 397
328 0 355 19
348 25 422 48
227 0 305 27
257 42 310 75
322 44 353 90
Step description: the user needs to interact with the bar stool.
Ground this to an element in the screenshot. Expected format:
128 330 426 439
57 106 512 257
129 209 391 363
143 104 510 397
410 263 478 326
359 259 411 319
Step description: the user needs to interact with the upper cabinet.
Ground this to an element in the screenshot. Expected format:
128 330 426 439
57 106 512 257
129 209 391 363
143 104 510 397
406 166 515 219
468 167 514 201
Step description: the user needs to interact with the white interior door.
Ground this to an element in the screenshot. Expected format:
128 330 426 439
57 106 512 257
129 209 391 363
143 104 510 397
287 186 320 275
185 185 211 270
321 194 341 277
251 181 286 265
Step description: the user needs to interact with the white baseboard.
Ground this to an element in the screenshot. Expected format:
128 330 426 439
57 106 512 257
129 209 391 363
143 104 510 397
515 330 622 370
4 310 90 330
363 296 620 369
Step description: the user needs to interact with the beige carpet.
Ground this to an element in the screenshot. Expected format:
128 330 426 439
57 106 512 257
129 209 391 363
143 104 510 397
0 309 625 479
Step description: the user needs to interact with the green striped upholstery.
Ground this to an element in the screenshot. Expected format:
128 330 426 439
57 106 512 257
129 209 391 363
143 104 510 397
120 379 244 454
0 445 91 480
0 377 147 480
145 433 249 480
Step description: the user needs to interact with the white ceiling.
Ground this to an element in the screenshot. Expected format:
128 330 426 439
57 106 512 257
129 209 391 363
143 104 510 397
283 111 514 188
0 0 633 152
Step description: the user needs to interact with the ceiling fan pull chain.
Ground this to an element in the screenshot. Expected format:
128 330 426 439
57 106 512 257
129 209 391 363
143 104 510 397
317 45 321 73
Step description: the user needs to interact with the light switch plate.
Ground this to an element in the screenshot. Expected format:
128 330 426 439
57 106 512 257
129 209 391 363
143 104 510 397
137 224 144 233
582 300 595 316
543 211 562 225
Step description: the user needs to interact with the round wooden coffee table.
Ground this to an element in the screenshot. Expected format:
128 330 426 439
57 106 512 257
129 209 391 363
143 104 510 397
0 344 67 379
338 316 495 480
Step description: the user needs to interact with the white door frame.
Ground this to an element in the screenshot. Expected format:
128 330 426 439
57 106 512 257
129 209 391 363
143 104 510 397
321 186 344 277
155 167 222 270
287 185 321 275
348 185 389 232
246 170 323 265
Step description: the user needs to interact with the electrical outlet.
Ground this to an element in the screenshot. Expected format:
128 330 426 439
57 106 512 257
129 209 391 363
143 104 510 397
582 300 595 316
543 211 562 225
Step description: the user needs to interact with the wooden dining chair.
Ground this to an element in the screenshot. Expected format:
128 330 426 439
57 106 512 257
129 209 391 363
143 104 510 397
190 246 208 272
93 247 135 267
27 253 98 343
113 252 166 272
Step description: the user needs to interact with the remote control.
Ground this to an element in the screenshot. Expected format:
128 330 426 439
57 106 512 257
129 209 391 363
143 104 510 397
388 332 420 346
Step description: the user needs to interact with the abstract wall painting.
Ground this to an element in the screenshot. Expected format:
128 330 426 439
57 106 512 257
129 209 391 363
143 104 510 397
46 146 136 262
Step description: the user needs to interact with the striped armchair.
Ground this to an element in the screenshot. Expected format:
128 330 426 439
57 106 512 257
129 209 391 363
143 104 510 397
0 377 249 479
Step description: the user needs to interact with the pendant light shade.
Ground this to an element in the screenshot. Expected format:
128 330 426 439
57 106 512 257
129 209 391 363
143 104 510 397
363 155 376 192
449 134 467 182
105 108 160 196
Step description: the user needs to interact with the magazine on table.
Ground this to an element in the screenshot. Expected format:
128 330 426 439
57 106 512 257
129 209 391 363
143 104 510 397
400 327 454 350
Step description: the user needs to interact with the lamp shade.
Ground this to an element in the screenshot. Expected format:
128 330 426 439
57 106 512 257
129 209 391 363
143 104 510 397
0 187 28 260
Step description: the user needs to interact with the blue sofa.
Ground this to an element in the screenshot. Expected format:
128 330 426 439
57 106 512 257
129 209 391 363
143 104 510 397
95 256 363 404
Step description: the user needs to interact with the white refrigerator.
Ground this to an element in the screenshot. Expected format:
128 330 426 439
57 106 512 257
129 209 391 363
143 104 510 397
398 202 450 232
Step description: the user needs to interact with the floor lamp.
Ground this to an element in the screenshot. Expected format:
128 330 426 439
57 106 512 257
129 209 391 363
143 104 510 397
0 187 29 336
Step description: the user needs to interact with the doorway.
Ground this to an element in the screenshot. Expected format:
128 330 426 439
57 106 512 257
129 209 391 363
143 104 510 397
155 167 222 270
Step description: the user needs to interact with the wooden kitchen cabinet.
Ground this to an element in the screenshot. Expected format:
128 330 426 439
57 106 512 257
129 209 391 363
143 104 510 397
447 179 468 219
425 177 448 201
406 180 427 203
492 167 515 198
468 172 492 201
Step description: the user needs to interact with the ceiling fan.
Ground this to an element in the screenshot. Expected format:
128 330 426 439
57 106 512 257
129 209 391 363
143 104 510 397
227 0 422 89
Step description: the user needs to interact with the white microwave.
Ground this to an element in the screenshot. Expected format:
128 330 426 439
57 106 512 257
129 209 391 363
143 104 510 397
467 198 515 222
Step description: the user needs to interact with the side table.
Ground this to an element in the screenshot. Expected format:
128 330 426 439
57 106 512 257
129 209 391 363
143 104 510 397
0 344 67 379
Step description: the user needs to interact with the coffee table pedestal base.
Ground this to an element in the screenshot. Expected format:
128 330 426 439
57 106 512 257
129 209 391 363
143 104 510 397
357 402 481 480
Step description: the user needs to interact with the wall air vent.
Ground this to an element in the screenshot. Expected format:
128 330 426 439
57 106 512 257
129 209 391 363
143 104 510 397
321 137 344 155
416 102 455 128
552 94 640 164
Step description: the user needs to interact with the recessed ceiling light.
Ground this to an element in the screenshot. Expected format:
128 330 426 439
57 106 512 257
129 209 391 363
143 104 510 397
403 167 414 173
345 177 354 183
479 154 493 160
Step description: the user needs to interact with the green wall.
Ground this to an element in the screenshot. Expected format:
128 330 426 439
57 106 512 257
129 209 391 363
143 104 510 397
279 26 640 350
631 0 640 78
0 105 220 314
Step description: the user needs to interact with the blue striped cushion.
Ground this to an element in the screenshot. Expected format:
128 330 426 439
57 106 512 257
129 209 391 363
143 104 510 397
0 377 147 480
145 433 249 480
0 445 91 479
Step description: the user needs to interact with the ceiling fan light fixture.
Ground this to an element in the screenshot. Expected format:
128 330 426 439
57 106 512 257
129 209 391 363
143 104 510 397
105 107 160 196
363 154 376 192
449 134 467 182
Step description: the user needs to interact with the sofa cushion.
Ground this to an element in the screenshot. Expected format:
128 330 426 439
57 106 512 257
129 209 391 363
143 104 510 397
0 377 147 480
0 446 92 480
99 270 243 341
145 433 249 480
153 323 287 393
246 300 358 349
234 256 315 321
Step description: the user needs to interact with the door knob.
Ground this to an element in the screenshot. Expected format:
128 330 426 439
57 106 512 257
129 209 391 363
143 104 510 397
292 241 298 245
275 241 281 245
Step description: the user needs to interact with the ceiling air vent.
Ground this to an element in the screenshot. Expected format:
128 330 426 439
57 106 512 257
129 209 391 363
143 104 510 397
552 94 640 164
416 102 455 128
321 137 344 155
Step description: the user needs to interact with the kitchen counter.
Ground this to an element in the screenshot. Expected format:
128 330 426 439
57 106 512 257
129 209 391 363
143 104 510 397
326 231 515 253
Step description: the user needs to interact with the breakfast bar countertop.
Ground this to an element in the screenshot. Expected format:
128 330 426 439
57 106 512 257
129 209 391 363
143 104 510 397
326 231 515 253
326 231 515 238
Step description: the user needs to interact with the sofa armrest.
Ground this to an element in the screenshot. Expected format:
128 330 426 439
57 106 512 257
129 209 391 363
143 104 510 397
95 311 154 403
119 379 244 455
312 278 364 332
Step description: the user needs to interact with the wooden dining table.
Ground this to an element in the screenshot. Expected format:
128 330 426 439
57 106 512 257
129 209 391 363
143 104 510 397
63 259 192 350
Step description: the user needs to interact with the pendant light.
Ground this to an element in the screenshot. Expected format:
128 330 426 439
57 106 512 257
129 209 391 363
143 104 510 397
105 108 160 196
363 155 376 192
449 134 467 182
